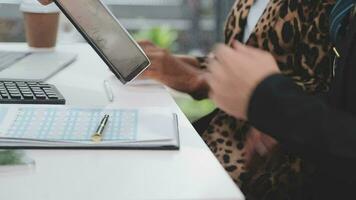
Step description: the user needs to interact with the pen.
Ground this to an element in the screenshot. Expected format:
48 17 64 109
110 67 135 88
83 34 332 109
91 114 110 142
103 80 114 102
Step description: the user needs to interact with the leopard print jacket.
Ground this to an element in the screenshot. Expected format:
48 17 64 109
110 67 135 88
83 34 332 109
200 0 335 199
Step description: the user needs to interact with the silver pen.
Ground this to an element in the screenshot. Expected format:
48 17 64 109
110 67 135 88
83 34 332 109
103 80 114 102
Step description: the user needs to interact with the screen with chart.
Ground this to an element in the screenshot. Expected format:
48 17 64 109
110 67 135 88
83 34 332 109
55 0 150 82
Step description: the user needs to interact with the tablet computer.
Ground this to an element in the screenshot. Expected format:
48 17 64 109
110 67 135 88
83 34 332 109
54 0 150 84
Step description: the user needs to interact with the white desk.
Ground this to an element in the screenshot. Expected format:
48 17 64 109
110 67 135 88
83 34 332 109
0 43 244 200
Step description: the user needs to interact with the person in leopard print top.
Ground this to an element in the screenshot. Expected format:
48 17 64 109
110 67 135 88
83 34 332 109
37 0 335 198
140 0 335 199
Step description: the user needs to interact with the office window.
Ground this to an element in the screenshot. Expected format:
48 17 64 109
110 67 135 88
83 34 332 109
0 0 238 53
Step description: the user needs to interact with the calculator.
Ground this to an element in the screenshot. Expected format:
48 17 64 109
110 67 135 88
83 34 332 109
0 80 65 105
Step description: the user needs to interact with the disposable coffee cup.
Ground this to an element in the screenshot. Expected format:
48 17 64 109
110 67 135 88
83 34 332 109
20 0 60 49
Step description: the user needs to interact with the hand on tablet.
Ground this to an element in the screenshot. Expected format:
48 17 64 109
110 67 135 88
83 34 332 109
205 41 280 120
38 0 53 5
138 40 208 95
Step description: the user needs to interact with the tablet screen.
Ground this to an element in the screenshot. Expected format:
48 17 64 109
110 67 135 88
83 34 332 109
55 0 149 82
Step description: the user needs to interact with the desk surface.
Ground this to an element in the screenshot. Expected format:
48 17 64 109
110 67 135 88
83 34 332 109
0 43 244 200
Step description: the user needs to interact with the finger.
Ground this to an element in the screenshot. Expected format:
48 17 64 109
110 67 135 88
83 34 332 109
144 65 159 72
232 41 254 56
38 0 53 5
205 56 216 72
138 40 155 48
202 72 214 87
143 52 165 70
232 40 267 58
203 72 223 103
207 52 216 60
145 51 164 60
206 58 226 80
142 46 161 54
139 42 160 52
231 40 242 50
141 69 160 79
213 44 240 66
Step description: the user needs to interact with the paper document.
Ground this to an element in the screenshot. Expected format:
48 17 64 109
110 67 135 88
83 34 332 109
0 106 179 149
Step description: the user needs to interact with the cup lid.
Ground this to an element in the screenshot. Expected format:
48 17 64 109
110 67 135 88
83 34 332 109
20 0 60 13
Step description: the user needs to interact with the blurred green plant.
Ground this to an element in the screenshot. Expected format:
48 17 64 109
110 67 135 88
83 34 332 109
133 26 178 50
0 150 24 165
134 26 216 122
174 94 216 122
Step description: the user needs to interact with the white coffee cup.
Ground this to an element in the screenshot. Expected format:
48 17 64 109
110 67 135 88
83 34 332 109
20 0 60 48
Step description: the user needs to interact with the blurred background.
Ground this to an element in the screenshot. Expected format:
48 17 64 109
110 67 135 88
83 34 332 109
0 0 235 122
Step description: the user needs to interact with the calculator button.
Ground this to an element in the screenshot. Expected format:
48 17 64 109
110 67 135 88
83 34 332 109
23 92 33 95
34 92 44 95
9 92 20 96
10 95 21 99
33 92 44 95
22 92 33 95
21 91 32 94
35 95 46 99
48 95 58 99
23 95 34 99
27 81 38 85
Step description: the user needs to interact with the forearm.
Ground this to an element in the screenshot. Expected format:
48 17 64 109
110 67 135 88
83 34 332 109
248 74 356 161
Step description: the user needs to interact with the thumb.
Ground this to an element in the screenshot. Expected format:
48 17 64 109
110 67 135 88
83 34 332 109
232 40 242 50
232 40 255 56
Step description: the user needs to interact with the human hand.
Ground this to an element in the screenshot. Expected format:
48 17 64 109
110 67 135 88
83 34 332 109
205 41 280 120
138 40 208 95
38 0 53 5
245 128 278 166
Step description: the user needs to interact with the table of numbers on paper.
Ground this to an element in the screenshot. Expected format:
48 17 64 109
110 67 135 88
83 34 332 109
3 107 138 142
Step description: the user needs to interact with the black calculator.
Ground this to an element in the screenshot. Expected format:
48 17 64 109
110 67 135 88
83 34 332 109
0 80 65 105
